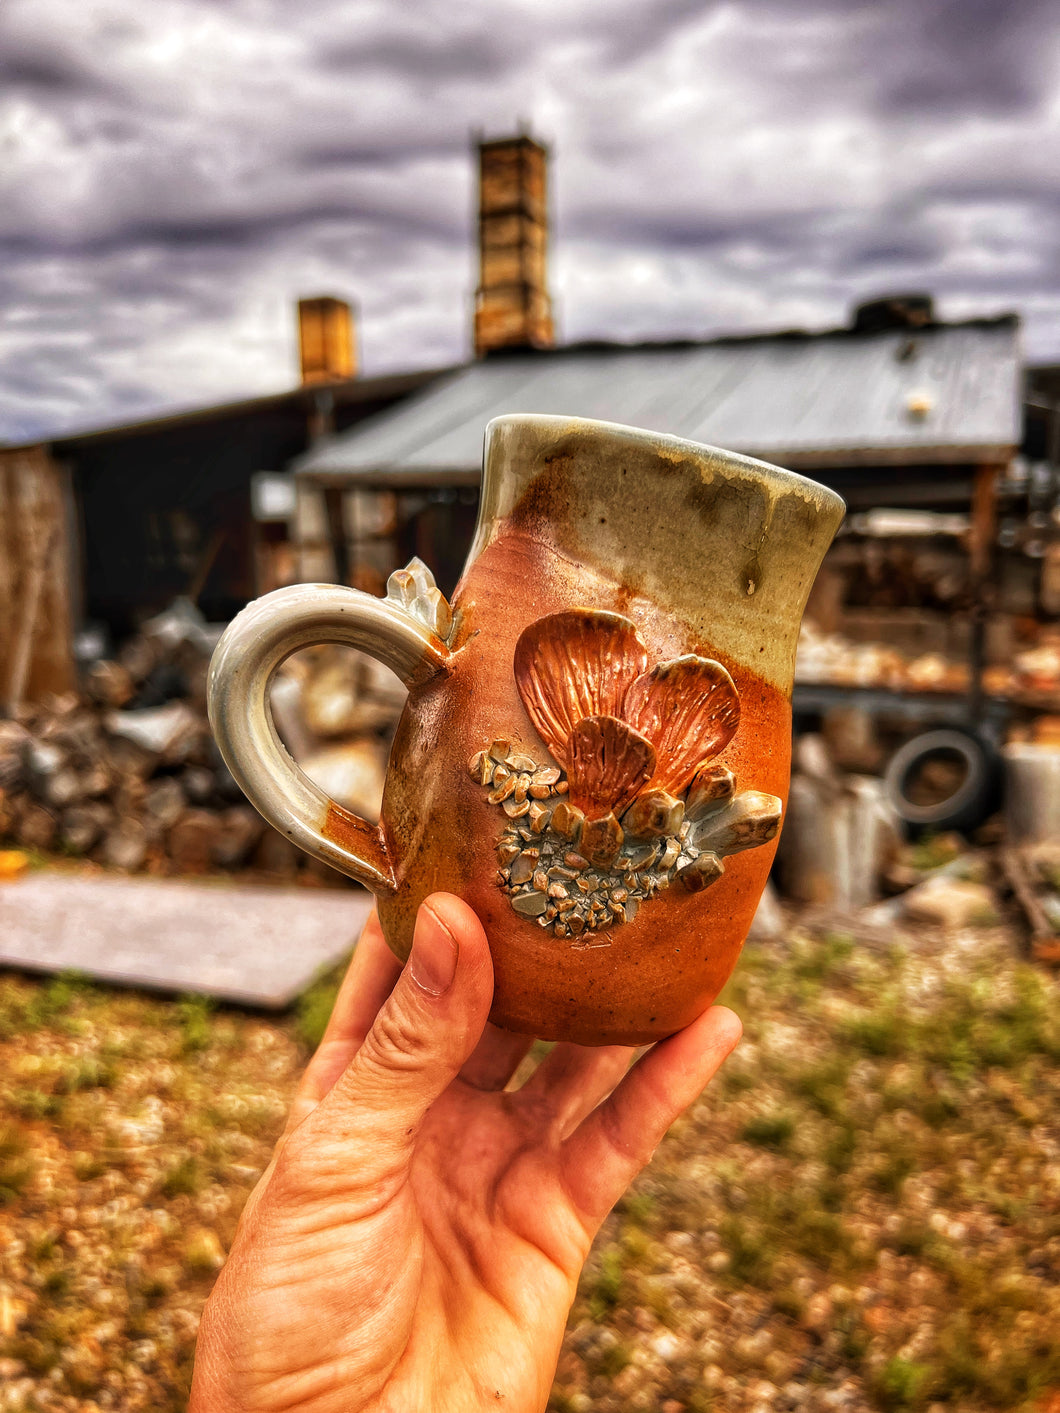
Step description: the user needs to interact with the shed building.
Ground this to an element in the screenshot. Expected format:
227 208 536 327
291 313 1023 598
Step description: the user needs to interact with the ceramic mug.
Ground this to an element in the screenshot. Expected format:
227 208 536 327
208 415 844 1044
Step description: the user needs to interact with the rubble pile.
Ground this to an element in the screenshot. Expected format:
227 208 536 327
0 599 403 879
797 620 1060 700
796 620 970 693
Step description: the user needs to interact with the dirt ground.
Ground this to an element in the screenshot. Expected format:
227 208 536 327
0 909 1057 1412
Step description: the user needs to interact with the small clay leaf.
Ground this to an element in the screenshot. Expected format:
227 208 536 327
515 610 648 767
623 656 740 795
566 715 656 820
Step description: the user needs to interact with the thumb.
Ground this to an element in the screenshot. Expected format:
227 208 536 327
315 893 494 1155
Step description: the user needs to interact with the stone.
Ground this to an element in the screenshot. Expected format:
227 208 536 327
527 800 553 833
692 791 782 856
551 800 585 841
166 811 221 873
622 788 684 838
105 702 203 763
533 765 561 787
143 777 186 835
658 837 681 870
900 877 998 930
507 752 537 773
685 765 736 820
511 890 549 917
488 770 516 803
580 813 624 868
626 841 659 870
211 806 264 869
101 819 149 872
18 802 58 851
677 852 724 892
509 852 537 885
468 751 492 785
85 659 135 708
60 802 113 855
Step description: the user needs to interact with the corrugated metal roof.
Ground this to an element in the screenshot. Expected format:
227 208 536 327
293 319 1022 480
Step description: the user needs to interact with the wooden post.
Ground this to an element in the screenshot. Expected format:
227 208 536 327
968 462 1001 723
0 446 76 711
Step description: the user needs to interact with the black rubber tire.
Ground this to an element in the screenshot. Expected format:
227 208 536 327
883 727 999 832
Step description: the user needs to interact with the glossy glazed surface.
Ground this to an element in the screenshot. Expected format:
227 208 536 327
209 415 844 1045
373 523 792 1043
355 418 843 1043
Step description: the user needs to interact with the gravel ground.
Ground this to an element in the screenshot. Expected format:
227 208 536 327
0 914 1058 1412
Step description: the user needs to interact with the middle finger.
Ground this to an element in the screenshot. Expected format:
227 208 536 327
515 1041 638 1138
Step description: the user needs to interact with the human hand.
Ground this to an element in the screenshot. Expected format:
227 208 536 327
190 893 741 1413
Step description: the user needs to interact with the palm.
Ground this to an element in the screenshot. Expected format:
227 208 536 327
388 1090 593 1409
192 898 740 1413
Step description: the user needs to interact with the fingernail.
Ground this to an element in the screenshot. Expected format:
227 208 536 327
409 907 458 996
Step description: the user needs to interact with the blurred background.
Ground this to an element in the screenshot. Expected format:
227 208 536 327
1 2 1059 1411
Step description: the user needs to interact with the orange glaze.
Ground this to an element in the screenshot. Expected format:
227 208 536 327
374 523 792 1045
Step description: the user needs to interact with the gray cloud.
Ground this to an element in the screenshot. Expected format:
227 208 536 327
2 0 1059 441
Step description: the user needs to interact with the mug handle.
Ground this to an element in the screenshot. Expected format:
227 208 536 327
207 582 452 893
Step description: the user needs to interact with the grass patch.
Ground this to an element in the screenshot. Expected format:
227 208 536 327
295 955 350 1050
739 1110 795 1150
0 1121 34 1201
875 1356 931 1409
177 994 216 1054
1 906 1057 1411
586 1245 626 1321
158 1154 204 1198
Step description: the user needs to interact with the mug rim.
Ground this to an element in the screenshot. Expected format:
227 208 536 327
483 412 846 521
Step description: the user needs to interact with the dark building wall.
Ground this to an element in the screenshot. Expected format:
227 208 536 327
60 377 437 635
69 406 308 633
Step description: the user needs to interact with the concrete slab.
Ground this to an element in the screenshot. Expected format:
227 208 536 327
0 872 374 1008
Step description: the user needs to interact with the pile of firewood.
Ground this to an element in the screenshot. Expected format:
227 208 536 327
0 599 404 879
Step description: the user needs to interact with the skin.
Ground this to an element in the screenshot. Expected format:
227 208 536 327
190 892 742 1413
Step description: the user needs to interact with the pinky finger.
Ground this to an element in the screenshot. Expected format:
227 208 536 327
558 1006 742 1231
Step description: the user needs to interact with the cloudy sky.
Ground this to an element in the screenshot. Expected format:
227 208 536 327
2 0 1059 442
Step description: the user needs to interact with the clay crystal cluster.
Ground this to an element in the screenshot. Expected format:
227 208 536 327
468 608 783 942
